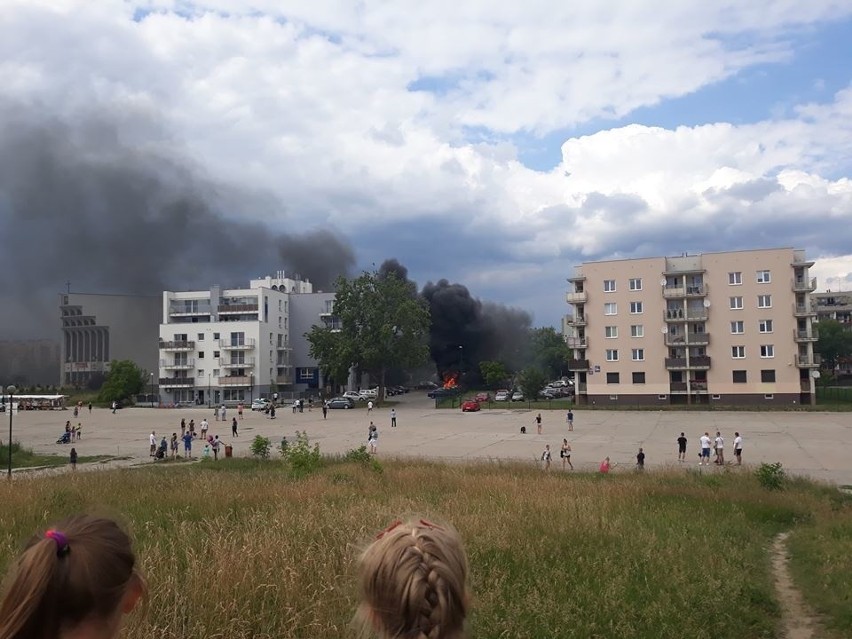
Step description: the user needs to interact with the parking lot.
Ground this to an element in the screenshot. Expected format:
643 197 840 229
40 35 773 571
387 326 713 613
9 392 852 485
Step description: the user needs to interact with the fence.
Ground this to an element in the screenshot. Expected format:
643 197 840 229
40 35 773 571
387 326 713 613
815 386 852 403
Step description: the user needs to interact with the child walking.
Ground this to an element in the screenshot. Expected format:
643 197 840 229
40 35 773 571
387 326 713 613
0 514 146 639
356 517 469 639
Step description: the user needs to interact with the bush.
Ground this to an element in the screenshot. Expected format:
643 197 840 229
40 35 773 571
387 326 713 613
250 435 272 459
284 431 323 477
756 462 786 490
344 444 383 474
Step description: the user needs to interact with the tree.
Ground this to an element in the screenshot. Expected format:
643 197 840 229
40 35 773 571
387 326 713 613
815 319 852 371
479 360 509 388
97 360 146 404
518 367 548 401
528 327 571 379
306 270 431 400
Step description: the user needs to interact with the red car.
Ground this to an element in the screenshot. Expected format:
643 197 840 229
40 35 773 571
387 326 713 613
461 400 481 412
474 392 490 402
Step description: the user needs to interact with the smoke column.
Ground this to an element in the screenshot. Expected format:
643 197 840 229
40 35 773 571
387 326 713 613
0 106 355 339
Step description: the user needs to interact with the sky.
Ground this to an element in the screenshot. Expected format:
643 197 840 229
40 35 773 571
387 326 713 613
2 0 852 330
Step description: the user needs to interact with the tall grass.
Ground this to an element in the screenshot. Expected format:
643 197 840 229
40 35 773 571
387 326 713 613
0 461 848 638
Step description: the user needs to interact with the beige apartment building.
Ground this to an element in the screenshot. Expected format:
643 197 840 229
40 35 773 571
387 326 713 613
565 248 818 406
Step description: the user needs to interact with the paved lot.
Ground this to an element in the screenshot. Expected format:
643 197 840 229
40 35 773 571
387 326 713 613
8 394 852 485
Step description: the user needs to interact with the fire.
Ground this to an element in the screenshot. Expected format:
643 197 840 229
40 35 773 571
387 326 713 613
442 372 459 389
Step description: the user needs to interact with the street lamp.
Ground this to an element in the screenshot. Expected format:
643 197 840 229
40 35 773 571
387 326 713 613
149 373 155 408
6 384 17 479
458 345 463 373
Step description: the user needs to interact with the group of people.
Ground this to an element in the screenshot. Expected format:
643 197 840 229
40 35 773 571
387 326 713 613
147 416 243 462
692 430 744 466
0 514 469 639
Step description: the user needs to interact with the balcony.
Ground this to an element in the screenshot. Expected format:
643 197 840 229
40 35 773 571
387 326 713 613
218 303 259 314
665 333 710 346
663 284 708 299
664 309 708 322
276 343 292 350
219 338 256 350
792 277 817 293
566 313 587 326
665 358 687 370
795 355 820 368
566 336 588 349
791 252 815 268
689 356 712 369
159 377 194 387
793 303 817 317
160 359 195 370
565 290 588 304
670 381 687 392
219 358 255 368
666 356 711 370
169 302 211 317
670 381 708 393
794 329 819 342
567 268 585 282
567 359 590 370
160 340 195 351
219 376 252 387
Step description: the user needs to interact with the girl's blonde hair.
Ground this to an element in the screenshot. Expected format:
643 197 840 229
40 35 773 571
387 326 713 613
356 518 468 639
0 514 144 639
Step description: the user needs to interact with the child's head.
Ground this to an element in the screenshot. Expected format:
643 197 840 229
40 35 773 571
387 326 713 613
356 518 469 639
0 514 145 639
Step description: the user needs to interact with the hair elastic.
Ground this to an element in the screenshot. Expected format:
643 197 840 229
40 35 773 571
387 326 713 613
45 529 71 557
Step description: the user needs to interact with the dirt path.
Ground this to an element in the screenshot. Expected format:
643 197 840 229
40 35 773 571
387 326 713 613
771 532 821 639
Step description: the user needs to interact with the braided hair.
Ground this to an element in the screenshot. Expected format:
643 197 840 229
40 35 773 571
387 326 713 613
356 518 469 639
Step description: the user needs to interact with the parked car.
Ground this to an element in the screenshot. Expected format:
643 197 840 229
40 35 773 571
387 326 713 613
327 397 355 409
427 387 458 399
342 391 361 401
511 391 524 402
461 400 481 412
494 389 510 401
358 389 378 400
474 392 490 403
251 398 271 411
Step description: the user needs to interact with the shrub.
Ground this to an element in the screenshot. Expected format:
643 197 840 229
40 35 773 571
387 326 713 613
344 445 383 473
756 461 786 490
286 431 322 477
250 435 272 459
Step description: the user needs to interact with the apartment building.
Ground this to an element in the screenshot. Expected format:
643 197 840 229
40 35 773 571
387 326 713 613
158 272 336 406
813 290 852 326
564 248 818 406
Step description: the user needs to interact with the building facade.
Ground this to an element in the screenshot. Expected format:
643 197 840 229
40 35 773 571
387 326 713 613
564 248 818 406
813 290 852 325
157 272 335 406
60 293 161 387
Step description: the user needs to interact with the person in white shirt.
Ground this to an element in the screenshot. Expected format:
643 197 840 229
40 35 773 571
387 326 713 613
733 432 743 465
714 431 725 465
699 432 712 465
200 418 209 438
149 431 157 457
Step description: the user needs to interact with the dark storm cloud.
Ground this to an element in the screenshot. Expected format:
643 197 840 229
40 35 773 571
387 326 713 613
0 106 355 339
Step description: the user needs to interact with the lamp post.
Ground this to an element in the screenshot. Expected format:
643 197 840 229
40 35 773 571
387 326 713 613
6 384 16 479
250 371 254 403
149 373 155 408
458 345 463 373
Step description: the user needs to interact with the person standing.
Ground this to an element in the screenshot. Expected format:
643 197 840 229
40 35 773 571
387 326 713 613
69 447 78 470
368 422 378 454
200 418 209 440
232 417 239 437
87 401 92 414
566 409 574 431
149 431 157 457
714 431 725 465
390 408 397 428
214 405 219 421
560 438 573 470
111 400 117 414
237 402 244 420
636 447 645 471
599 457 612 473
182 430 193 457
212 435 221 461
734 432 743 465
699 432 712 466
535 413 542 435
322 401 328 419
677 432 688 462
367 400 374 415
270 404 276 419
188 419 196 438
220 405 227 422
170 433 178 459
180 418 186 437
541 444 552 470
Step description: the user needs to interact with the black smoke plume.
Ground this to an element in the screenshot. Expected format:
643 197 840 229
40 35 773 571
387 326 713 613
420 279 532 381
0 106 355 340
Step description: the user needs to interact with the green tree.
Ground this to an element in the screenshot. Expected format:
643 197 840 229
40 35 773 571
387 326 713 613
97 360 146 404
518 367 548 401
815 319 852 370
479 360 509 388
306 270 430 400
528 327 571 379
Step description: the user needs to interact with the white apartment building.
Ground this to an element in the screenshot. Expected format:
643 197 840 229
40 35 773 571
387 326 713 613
158 272 336 406
565 248 818 406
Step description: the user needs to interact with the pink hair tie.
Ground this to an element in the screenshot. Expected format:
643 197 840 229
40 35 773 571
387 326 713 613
45 529 70 557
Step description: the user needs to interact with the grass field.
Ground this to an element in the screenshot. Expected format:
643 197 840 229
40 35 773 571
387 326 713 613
0 459 849 638
0 442 113 469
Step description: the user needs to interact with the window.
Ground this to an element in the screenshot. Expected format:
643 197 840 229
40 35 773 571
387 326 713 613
632 372 646 384
197 333 204 341
606 372 620 384
605 303 617 315
605 326 618 338
630 324 644 338
629 278 642 291
729 272 742 285
213 333 220 340
730 320 744 334
760 344 774 358
632 348 644 361
761 369 776 383
212 369 219 377
756 270 771 283
606 349 619 361
730 296 743 309
731 346 745 359
764 394 774 400
759 319 773 333
630 301 643 314
604 280 616 292
213 351 220 358
732 370 747 383
758 295 772 308
712 394 722 400
198 351 205 359
197 369 204 377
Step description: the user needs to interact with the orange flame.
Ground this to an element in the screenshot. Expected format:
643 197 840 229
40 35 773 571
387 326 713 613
442 372 458 389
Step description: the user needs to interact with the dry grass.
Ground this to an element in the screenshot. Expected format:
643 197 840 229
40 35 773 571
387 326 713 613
0 460 849 638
